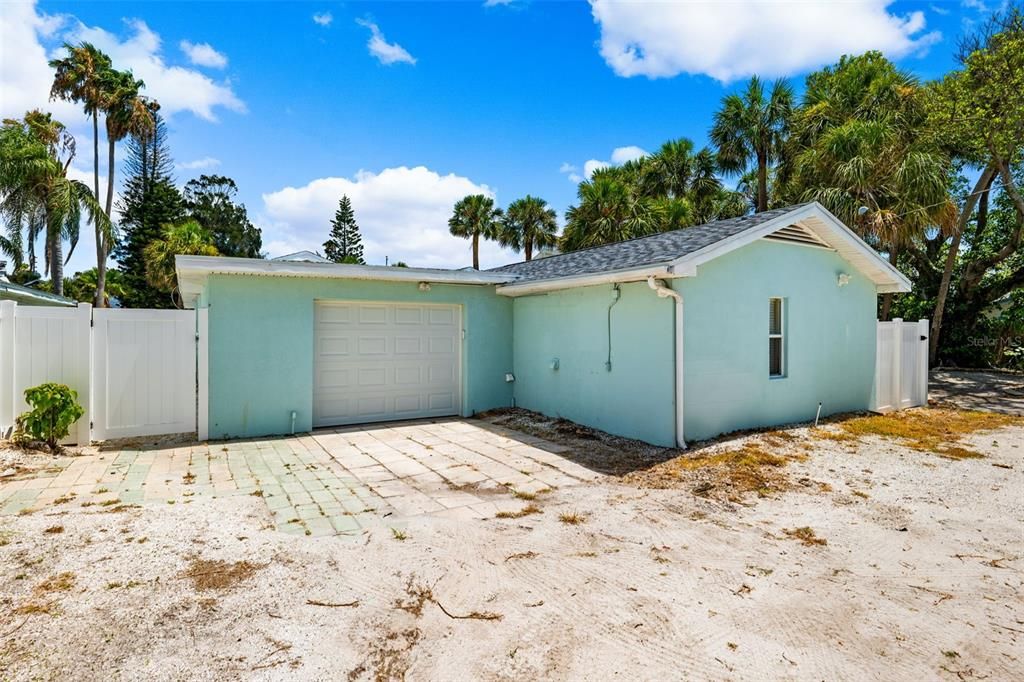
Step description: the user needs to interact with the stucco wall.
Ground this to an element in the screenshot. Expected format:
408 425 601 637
205 275 513 439
674 239 878 441
510 281 677 446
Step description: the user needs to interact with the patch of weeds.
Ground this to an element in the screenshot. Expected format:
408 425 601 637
166 500 176 505
574 551 598 558
852 490 869 499
390 528 408 541
250 489 264 497
942 650 960 660
94 487 110 494
836 408 1021 459
17 507 35 516
14 599 57 615
183 557 262 591
0 530 14 546
98 499 122 507
784 526 827 546
80 501 94 507
496 504 541 519
137 536 148 544
106 582 122 589
745 565 773 577
558 512 586 525
102 504 140 513
52 492 76 505
624 443 792 500
182 472 196 485
36 571 75 593
511 490 537 501
727 642 738 651
43 525 64 534
650 546 671 563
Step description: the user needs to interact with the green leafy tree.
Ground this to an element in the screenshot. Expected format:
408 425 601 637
48 42 117 306
184 174 262 258
0 111 109 296
115 113 184 308
710 76 793 213
15 383 84 452
501 195 558 261
143 219 219 307
448 194 503 269
322 195 364 264
922 7 1024 362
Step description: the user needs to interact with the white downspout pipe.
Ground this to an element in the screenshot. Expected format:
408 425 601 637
647 277 687 450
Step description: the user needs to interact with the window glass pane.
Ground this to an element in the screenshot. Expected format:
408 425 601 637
769 337 783 376
769 298 782 335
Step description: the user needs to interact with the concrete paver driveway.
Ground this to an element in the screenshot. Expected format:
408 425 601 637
0 419 600 537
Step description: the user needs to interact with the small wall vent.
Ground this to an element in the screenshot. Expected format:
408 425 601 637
763 223 833 249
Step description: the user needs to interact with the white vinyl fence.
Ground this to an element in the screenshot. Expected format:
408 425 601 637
874 318 929 413
0 302 208 444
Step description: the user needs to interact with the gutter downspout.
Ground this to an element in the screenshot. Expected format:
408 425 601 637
648 277 687 450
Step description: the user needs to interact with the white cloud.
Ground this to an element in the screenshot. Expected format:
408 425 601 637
176 157 221 171
65 18 245 120
260 166 515 269
590 0 941 82
179 40 227 69
0 2 79 123
483 0 517 6
560 145 649 183
610 145 648 164
313 12 333 27
929 4 951 15
356 19 417 65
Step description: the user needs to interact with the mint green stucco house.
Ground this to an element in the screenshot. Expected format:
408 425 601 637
177 203 910 447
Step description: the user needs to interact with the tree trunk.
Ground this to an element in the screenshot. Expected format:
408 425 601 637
95 136 116 308
756 152 768 213
49 218 64 297
930 164 997 365
472 232 479 270
525 238 533 262
92 111 104 307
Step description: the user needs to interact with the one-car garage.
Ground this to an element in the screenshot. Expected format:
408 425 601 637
313 301 462 427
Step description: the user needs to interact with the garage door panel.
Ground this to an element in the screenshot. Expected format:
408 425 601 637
314 301 461 428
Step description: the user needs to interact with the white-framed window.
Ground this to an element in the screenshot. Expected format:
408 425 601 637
769 297 785 378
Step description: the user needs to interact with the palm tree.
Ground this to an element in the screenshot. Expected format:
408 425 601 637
710 76 793 213
96 69 155 307
501 196 558 261
0 111 109 296
561 174 663 251
49 42 113 304
448 194 503 269
143 219 218 306
785 52 951 319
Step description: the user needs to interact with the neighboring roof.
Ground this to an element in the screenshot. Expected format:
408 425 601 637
175 255 518 308
492 202 912 296
272 250 332 263
491 205 804 284
0 279 76 307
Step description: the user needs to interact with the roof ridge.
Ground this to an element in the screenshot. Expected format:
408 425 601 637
488 203 808 272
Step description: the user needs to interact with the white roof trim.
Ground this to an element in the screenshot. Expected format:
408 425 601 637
495 264 679 297
175 255 518 307
669 202 912 293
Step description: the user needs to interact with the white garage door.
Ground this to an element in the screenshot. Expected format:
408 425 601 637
313 301 462 428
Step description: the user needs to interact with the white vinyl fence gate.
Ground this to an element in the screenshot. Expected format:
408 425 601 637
874 318 929 413
0 302 208 445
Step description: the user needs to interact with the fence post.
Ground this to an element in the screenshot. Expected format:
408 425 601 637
891 318 903 409
76 303 92 445
918 319 929 406
0 301 15 436
197 307 209 442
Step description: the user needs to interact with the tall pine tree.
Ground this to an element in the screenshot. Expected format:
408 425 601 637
323 195 365 264
114 113 183 308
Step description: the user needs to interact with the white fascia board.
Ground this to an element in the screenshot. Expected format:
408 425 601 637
175 255 518 304
495 264 683 297
669 202 913 293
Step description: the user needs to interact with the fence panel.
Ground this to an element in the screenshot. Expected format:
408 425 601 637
875 318 929 413
0 302 91 444
92 308 197 440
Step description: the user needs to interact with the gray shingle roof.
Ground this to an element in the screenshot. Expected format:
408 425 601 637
490 204 808 283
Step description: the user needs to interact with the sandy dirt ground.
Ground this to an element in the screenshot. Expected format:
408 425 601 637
1 414 1022 681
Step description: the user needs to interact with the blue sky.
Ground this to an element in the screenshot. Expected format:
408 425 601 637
0 1 997 274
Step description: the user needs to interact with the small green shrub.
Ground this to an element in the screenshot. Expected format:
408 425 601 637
14 383 84 451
